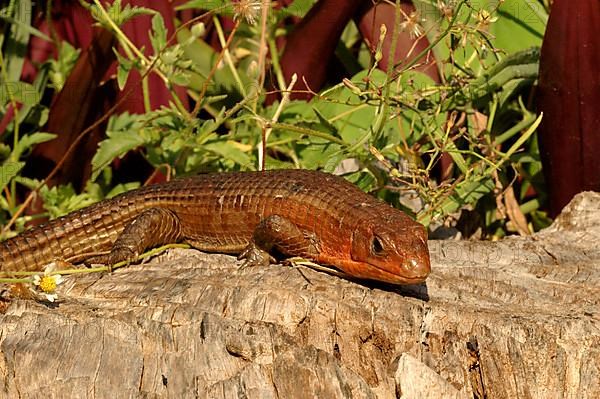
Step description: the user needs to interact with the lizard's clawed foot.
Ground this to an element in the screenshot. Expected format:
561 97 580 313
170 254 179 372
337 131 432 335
84 246 137 272
237 243 275 268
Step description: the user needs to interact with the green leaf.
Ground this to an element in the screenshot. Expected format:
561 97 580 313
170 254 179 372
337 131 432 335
40 183 102 219
176 0 232 14
419 176 495 225
414 0 543 75
91 113 147 181
86 0 155 28
0 14 50 41
296 137 343 171
12 132 57 160
203 140 252 169
92 131 146 181
114 51 134 90
11 64 50 128
106 182 140 199
0 81 40 107
0 161 24 192
170 71 191 86
312 108 339 136
3 0 31 84
492 0 546 53
277 0 315 18
108 0 155 26
150 14 167 54
345 170 377 192
47 41 80 91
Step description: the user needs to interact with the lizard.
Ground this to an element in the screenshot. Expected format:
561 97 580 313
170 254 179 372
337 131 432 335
0 169 431 285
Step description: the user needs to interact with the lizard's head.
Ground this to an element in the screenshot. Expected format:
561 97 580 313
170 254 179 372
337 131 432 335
350 217 431 285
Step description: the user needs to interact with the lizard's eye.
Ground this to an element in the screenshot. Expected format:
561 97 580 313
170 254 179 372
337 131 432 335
371 235 386 256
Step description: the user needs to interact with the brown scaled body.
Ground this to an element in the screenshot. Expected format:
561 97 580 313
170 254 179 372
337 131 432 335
0 170 430 285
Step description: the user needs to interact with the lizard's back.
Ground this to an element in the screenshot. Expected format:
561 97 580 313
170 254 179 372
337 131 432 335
0 170 390 270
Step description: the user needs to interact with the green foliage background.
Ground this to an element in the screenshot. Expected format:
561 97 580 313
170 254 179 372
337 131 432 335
0 0 551 239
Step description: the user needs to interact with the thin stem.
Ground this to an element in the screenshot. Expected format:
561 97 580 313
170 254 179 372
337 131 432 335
191 19 241 117
392 0 466 74
213 16 247 97
259 73 297 170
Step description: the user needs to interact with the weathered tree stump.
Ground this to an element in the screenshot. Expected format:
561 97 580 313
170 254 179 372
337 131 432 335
0 192 599 398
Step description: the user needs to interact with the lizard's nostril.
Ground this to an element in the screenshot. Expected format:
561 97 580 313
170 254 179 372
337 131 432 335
407 259 419 270
403 255 431 279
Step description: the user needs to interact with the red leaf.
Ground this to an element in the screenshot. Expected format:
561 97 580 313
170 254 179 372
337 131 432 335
278 0 364 100
31 28 116 187
537 0 600 216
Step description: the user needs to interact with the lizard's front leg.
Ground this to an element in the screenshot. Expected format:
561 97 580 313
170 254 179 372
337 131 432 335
239 214 321 267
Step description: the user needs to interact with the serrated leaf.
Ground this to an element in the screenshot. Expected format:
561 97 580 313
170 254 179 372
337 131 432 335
203 140 252 168
110 0 155 25
107 112 144 131
321 151 346 172
91 113 146 181
116 62 131 90
40 183 102 218
47 41 80 91
113 50 134 90
12 132 57 159
0 161 24 192
12 175 40 191
150 14 167 53
91 130 147 181
87 0 155 28
297 140 343 170
177 26 249 101
345 170 377 192
170 71 190 86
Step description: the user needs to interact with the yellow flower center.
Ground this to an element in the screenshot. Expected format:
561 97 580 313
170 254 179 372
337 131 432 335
39 276 57 293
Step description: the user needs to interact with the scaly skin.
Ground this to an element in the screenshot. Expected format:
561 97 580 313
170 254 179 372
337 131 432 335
0 170 431 284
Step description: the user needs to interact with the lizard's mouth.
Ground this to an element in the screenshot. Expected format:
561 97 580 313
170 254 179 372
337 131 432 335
364 262 430 285
319 254 430 285
358 253 431 284
339 260 429 285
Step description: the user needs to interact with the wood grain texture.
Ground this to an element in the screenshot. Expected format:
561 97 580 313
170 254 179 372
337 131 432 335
0 192 599 398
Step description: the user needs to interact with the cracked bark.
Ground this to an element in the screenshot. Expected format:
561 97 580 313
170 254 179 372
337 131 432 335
0 192 599 398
